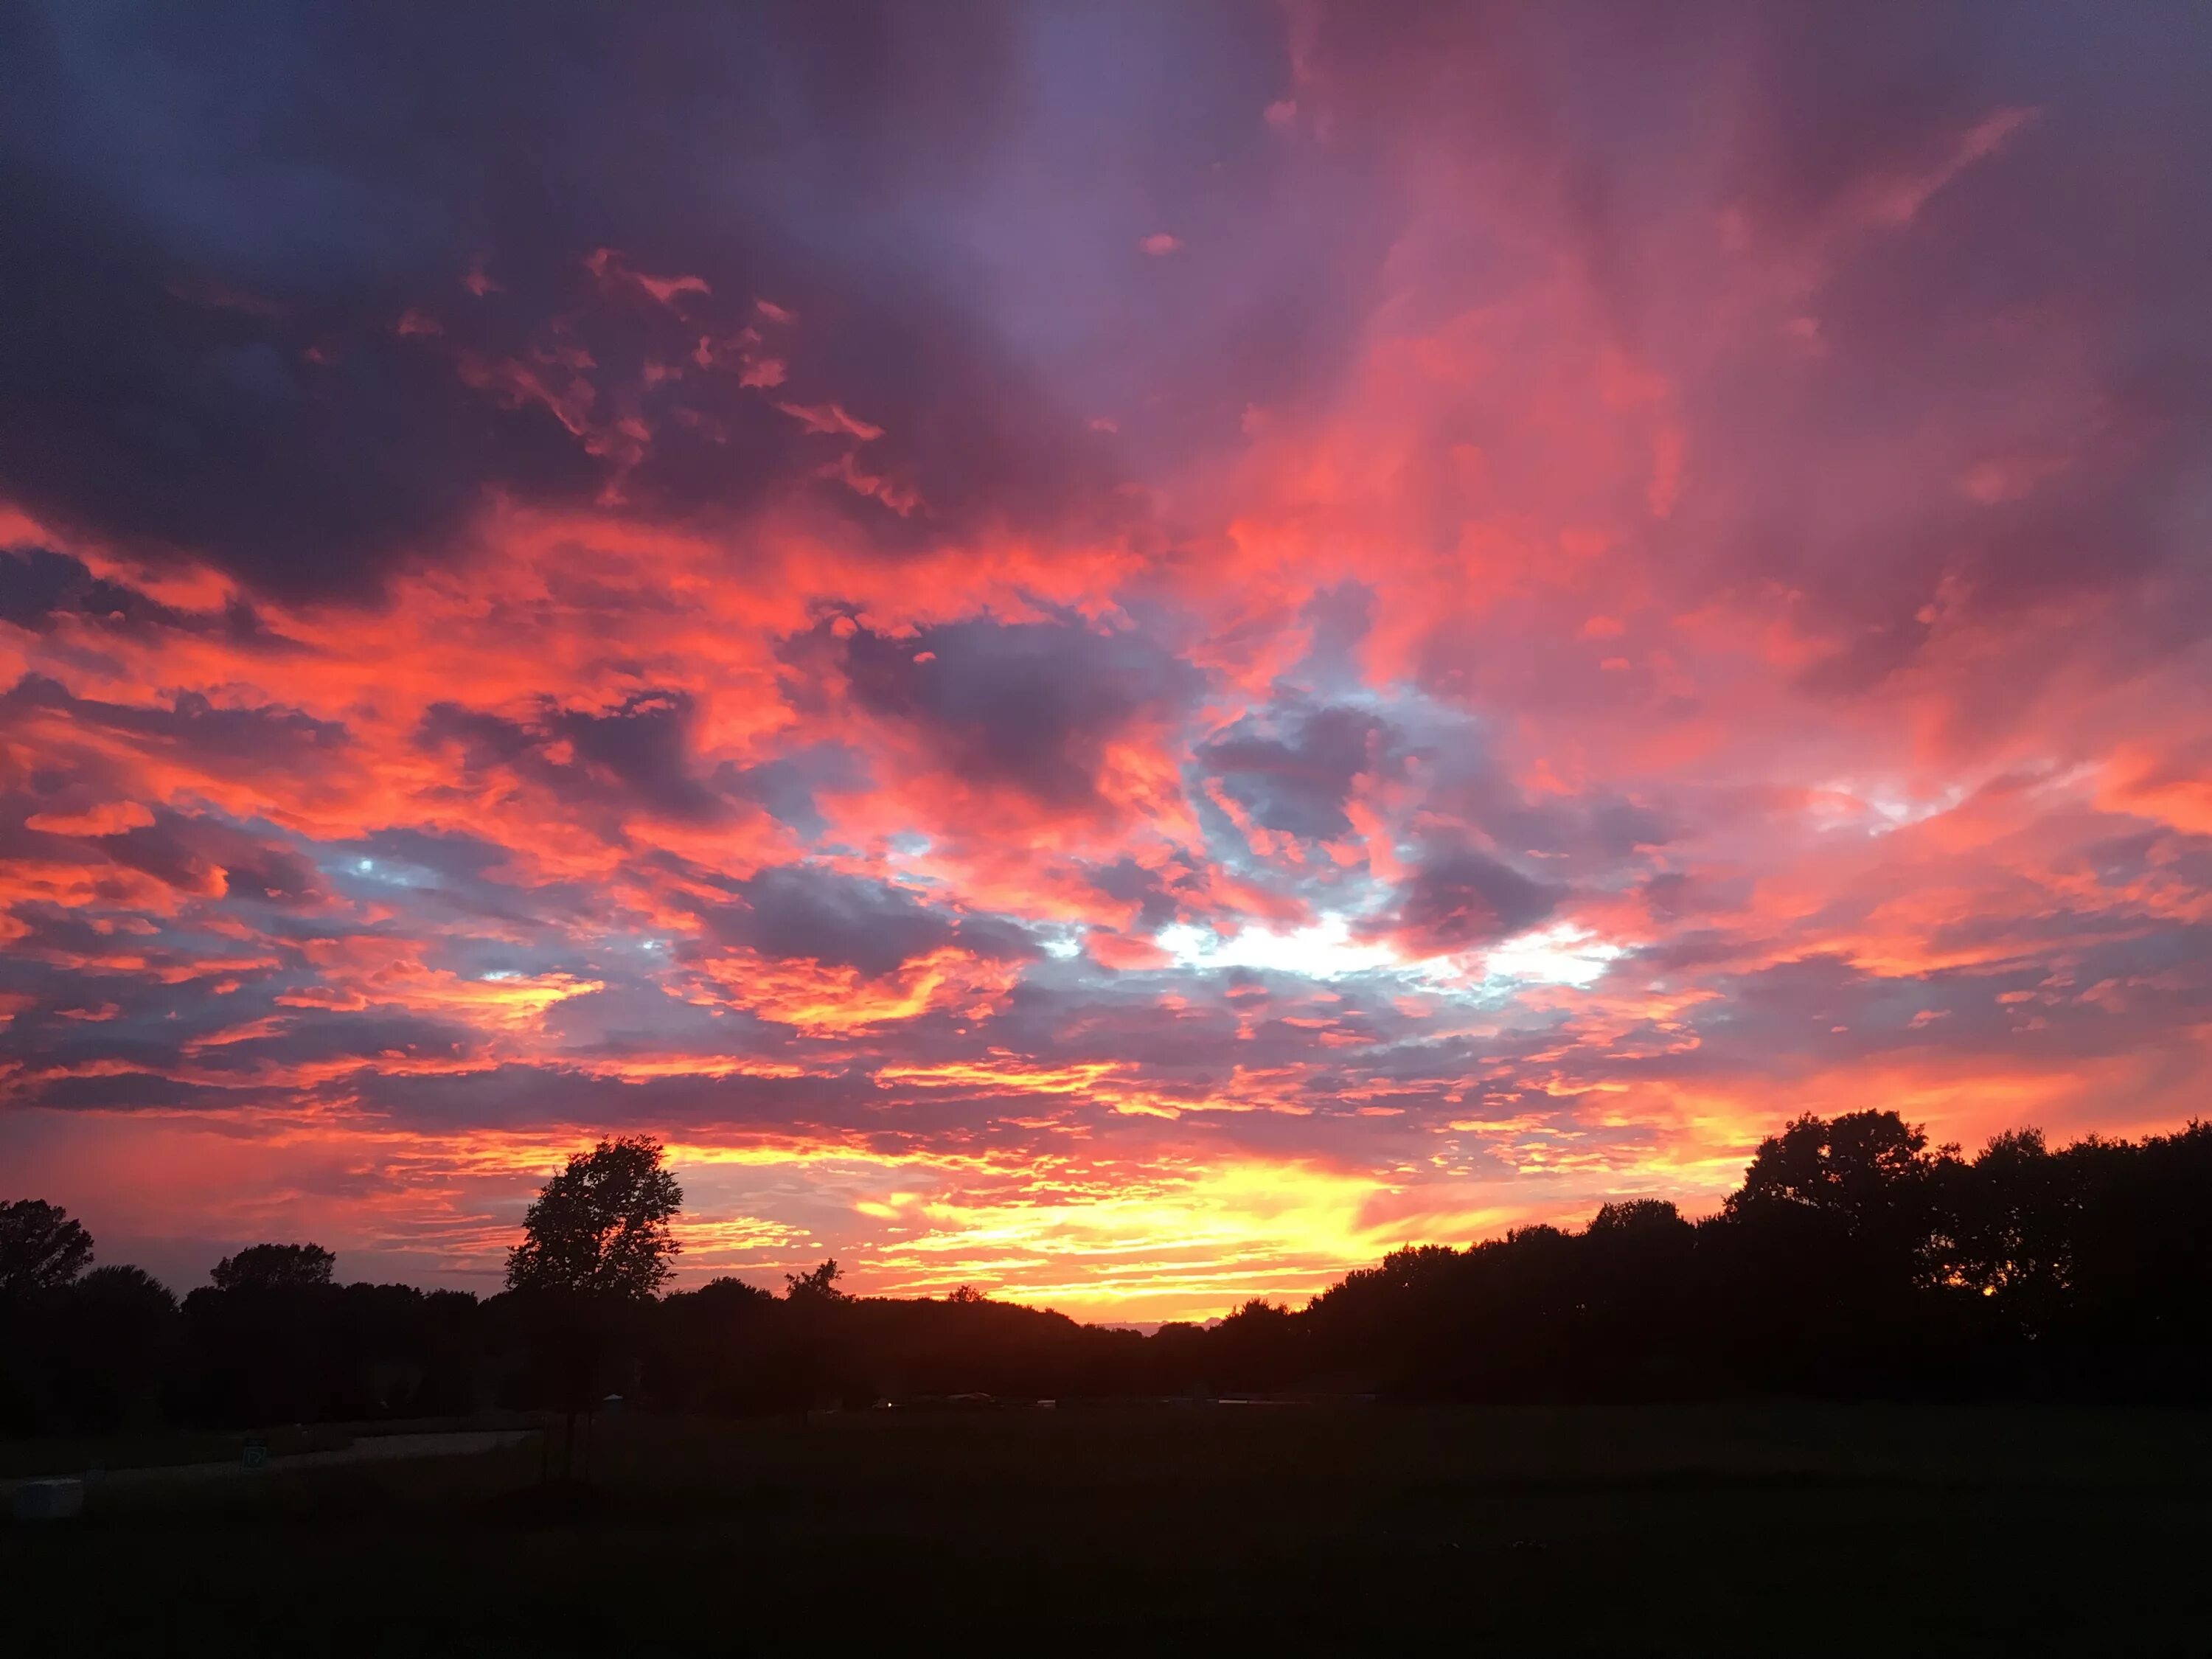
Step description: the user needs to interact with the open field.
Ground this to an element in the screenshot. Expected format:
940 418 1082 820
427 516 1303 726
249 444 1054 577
6 1402 2211 1653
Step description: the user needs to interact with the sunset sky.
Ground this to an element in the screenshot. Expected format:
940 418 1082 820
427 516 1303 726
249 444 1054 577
3 4 2209 1321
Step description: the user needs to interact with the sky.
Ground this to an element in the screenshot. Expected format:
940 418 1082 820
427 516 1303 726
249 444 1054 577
3 2 2209 1321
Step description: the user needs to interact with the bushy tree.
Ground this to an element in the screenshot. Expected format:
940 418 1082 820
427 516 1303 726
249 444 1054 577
696 1275 776 1307
1587 1198 1688 1237
51 1265 179 1428
507 1136 683 1299
1214 1297 1300 1391
211 1242 336 1292
0 1198 94 1295
1933 1128 2075 1324
1726 1110 1936 1227
784 1259 848 1303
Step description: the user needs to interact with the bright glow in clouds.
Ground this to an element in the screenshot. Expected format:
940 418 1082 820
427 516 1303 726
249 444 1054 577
1156 917 1621 993
1479 927 1624 991
2 5 2211 1318
1155 917 1402 980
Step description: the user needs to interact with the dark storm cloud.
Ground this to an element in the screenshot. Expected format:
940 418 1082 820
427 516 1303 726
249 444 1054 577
701 863 1032 979
15 1074 262 1113
1084 855 1206 933
1380 846 1561 953
0 143 602 607
1 797 324 908
948 967 1245 1074
417 689 726 827
709 865 957 978
102 810 327 907
718 744 869 844
2 673 347 771
326 827 608 933
1200 702 1395 841
0 547 183 633
1 1 1307 602
819 614 1204 810
335 1060 893 1139
344 827 513 883
193 1009 490 1078
1639 925 2212 1091
543 693 727 825
1639 871 1747 924
0 546 290 649
6 996 484 1097
1364 720 1671 880
1585 799 1673 860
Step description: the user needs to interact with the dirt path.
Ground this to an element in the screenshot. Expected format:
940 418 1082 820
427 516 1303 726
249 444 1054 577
5 1428 537 1495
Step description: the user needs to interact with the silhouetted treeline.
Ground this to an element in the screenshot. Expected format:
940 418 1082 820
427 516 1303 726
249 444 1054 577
5 1110 2210 1434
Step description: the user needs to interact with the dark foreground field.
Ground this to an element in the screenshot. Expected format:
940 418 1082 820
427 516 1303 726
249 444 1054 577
6 1402 2211 1654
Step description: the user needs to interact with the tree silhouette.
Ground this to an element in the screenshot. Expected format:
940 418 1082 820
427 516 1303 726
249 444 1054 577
695 1275 776 1307
1727 1110 1935 1225
210 1242 336 1292
1725 1109 1947 1282
6 1106 2212 1433
1934 1127 2075 1331
52 1265 178 1428
1587 1198 1688 1236
1214 1297 1299 1390
507 1136 683 1298
0 1198 94 1295
784 1259 848 1303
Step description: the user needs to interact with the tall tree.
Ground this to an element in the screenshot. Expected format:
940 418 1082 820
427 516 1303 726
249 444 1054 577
0 1198 94 1295
507 1136 684 1299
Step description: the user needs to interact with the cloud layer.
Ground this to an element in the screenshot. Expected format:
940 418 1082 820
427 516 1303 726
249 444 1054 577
4 1 2209 1318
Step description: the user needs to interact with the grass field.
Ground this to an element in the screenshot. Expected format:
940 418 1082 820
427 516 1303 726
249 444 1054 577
6 1402 2210 1653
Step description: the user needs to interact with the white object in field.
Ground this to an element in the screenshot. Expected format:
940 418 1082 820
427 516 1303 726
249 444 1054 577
12 1478 85 1520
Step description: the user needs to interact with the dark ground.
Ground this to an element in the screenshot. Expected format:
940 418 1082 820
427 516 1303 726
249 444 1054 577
5 1402 2210 1654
